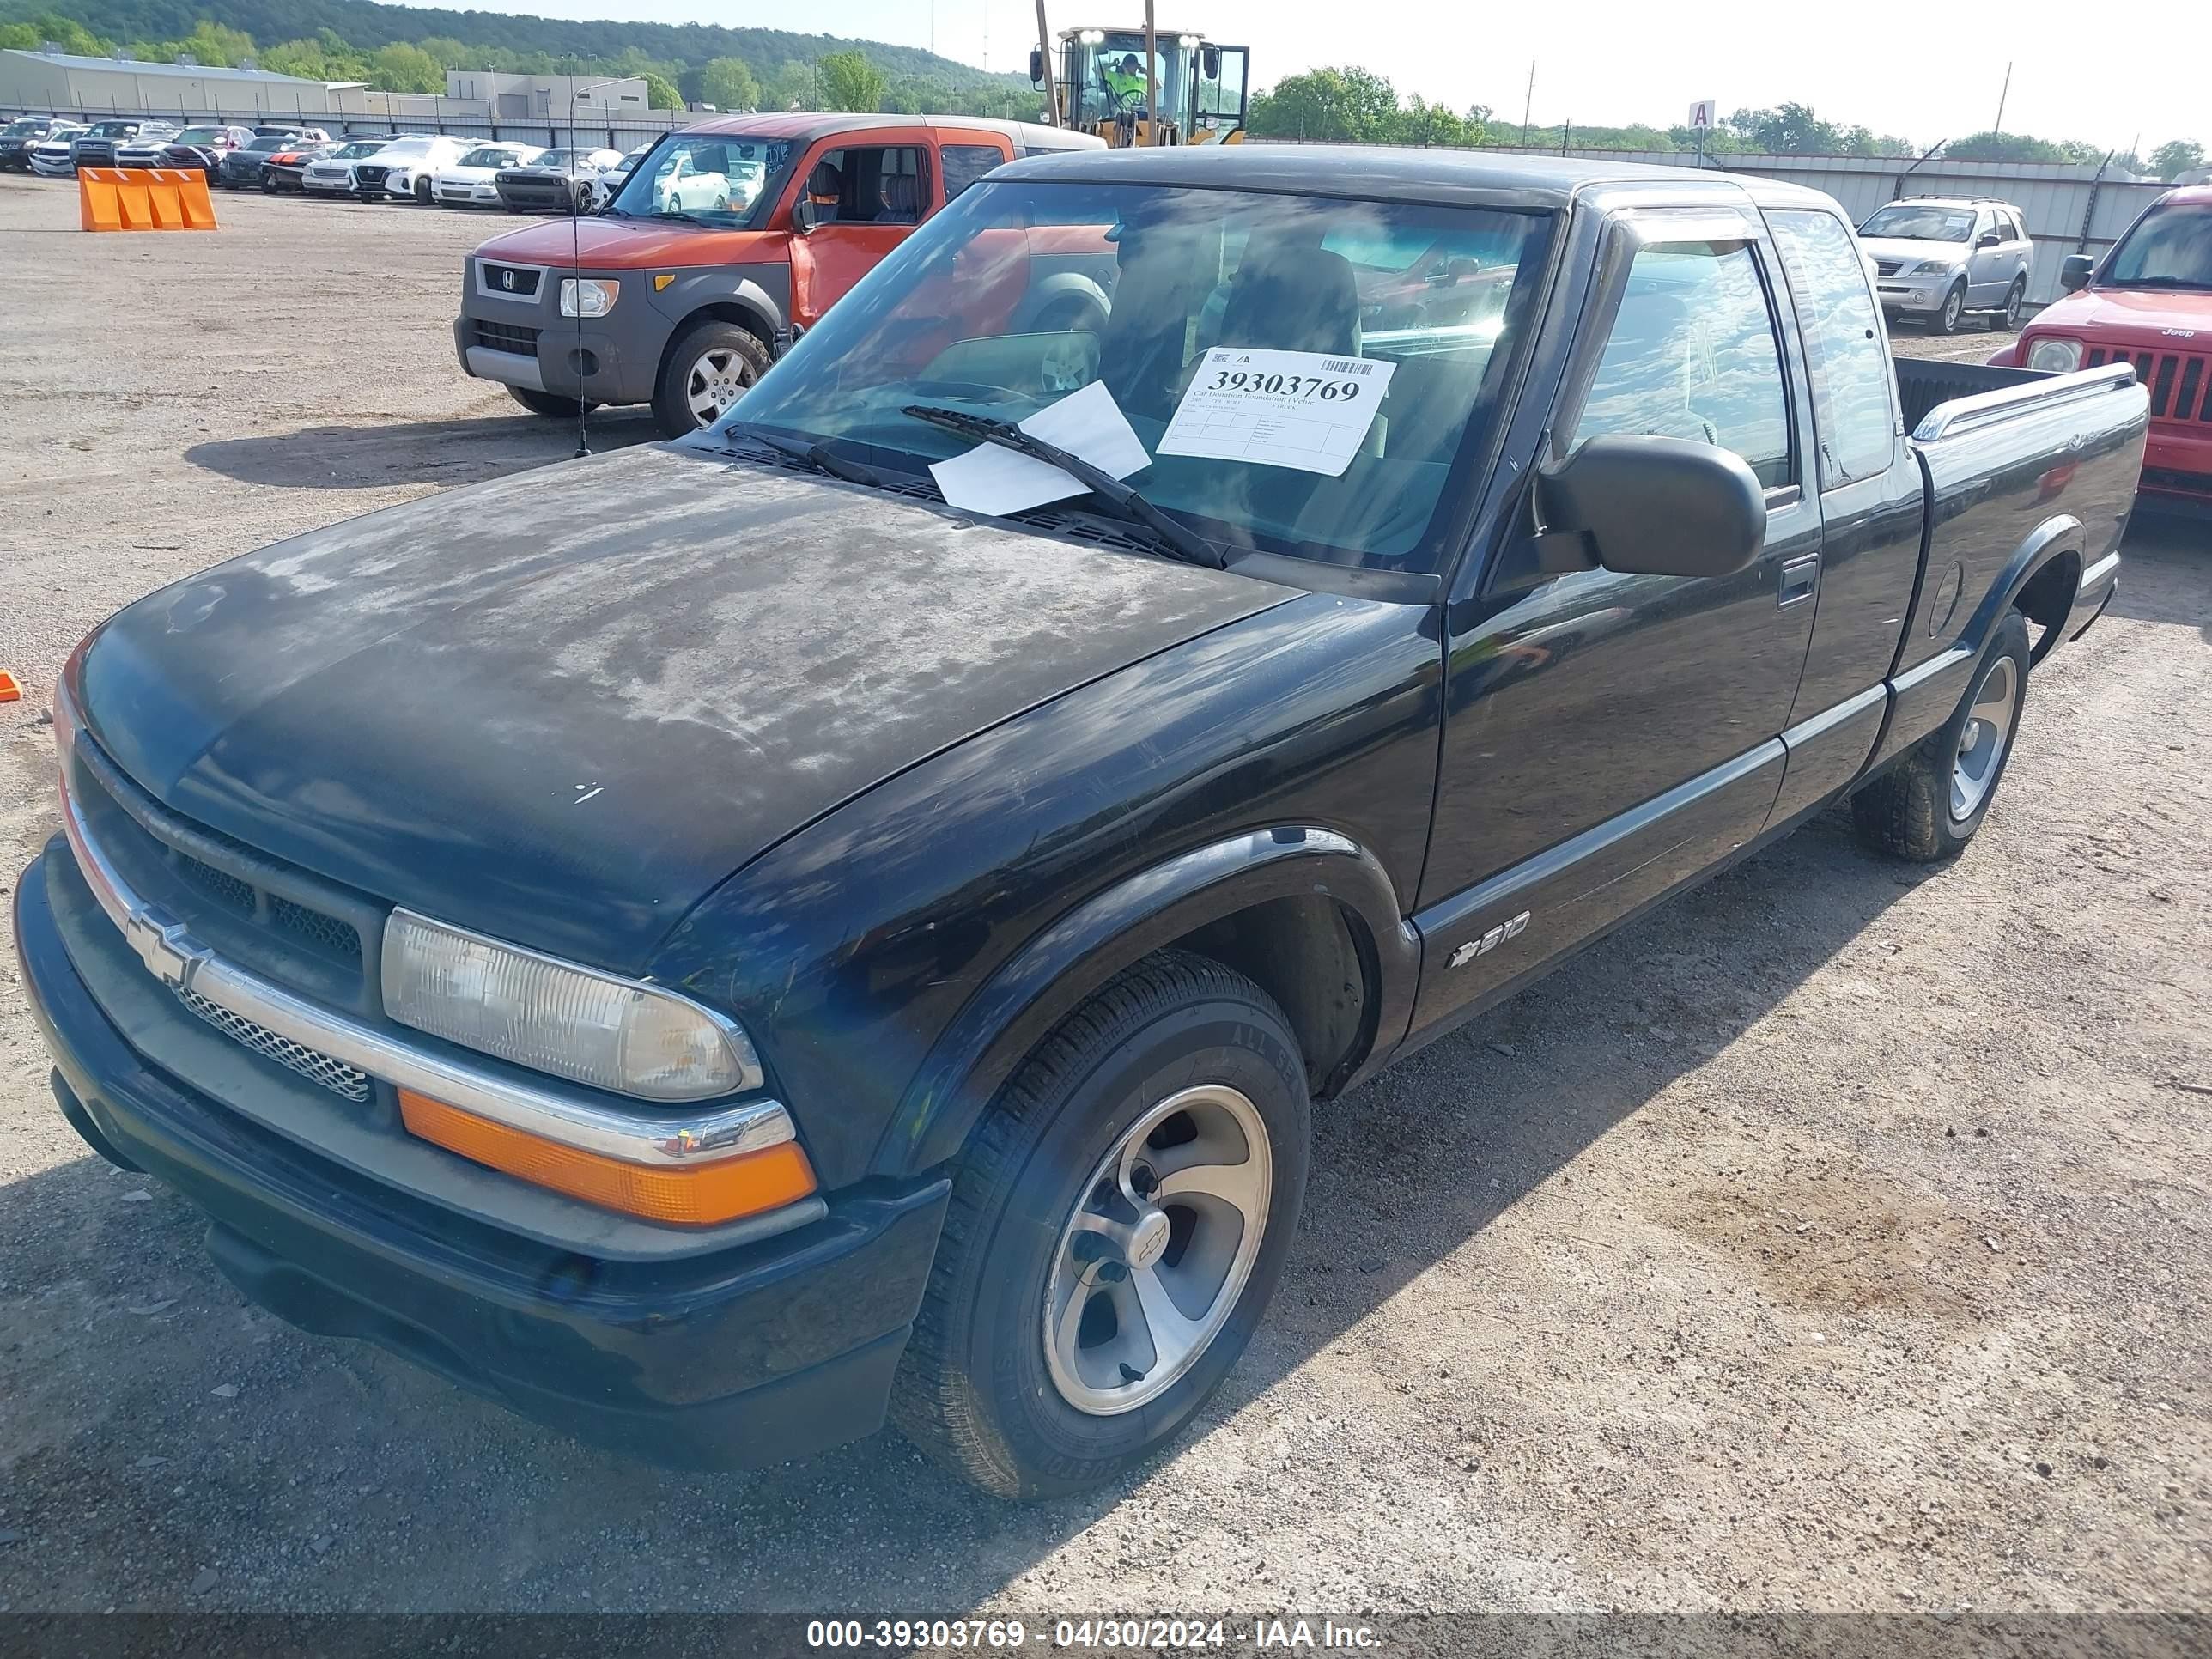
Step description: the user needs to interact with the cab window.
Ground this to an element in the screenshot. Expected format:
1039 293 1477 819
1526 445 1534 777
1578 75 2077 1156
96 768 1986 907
1768 210 1900 488
1569 239 1794 490
806 146 929 226
941 144 1006 201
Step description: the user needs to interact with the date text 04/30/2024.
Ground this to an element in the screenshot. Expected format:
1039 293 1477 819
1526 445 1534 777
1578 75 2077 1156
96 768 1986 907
804 1619 1384 1649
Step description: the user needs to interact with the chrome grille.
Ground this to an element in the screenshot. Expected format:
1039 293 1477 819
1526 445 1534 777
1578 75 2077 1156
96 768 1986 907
175 986 372 1102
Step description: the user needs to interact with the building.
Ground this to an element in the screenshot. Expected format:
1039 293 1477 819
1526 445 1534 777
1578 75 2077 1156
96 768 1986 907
0 46 349 117
443 71 650 118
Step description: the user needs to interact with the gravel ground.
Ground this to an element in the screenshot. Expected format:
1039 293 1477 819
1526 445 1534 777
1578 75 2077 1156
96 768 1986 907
0 174 2207 1620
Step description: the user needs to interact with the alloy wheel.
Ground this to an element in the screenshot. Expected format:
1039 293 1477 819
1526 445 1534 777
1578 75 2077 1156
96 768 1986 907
683 346 753 427
1951 654 2018 822
1042 1084 1272 1416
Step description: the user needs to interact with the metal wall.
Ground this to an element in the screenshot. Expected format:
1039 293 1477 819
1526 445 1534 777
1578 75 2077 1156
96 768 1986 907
1263 139 2176 308
1 100 690 153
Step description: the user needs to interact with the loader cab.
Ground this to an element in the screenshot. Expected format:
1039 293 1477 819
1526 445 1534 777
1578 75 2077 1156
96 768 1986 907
1035 27 1249 145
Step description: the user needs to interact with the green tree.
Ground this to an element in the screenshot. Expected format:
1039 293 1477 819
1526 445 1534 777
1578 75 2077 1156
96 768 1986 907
762 58 815 110
368 40 444 94
1245 66 1401 143
696 55 758 111
2151 138 2205 180
176 20 256 66
641 69 683 112
1943 129 2072 163
0 13 111 54
816 50 884 112
1392 95 1475 148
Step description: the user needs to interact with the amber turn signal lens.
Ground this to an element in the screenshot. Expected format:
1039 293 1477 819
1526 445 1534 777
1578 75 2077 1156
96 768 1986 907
398 1089 816 1225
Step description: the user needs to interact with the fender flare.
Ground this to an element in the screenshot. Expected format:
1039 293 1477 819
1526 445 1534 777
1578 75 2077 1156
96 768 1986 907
661 283 786 380
873 828 1421 1178
1962 513 2082 665
1012 270 1110 332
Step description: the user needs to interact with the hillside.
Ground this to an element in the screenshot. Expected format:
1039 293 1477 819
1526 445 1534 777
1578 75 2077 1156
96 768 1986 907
0 1 1042 115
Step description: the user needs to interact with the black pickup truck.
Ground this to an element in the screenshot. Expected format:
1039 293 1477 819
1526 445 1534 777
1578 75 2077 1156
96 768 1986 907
15 149 2145 1499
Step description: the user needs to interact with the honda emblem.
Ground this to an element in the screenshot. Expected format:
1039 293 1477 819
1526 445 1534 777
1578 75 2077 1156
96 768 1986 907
501 270 517 291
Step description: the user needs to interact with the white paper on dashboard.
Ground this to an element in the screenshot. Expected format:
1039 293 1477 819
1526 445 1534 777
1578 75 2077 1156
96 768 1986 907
927 380 1153 518
1158 347 1396 477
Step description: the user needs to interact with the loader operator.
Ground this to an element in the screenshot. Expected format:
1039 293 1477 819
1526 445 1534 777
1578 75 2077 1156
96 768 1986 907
1103 53 1148 110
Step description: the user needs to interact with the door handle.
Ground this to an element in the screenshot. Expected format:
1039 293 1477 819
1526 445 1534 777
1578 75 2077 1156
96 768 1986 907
1779 552 1820 608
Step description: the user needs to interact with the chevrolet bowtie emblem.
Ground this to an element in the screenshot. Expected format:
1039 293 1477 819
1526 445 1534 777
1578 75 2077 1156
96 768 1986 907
125 908 211 993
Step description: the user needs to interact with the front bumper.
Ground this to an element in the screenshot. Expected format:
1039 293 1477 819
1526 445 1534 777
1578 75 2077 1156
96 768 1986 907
435 182 503 206
2141 425 2212 507
1876 275 1955 316
15 850 950 1469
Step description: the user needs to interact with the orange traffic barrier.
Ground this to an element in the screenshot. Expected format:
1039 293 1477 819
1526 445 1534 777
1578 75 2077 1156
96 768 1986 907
78 167 217 233
0 670 22 704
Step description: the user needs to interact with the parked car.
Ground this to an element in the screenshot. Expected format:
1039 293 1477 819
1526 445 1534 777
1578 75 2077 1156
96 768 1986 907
0 114 79 171
115 122 217 170
143 124 255 179
1990 185 2212 513
493 146 624 214
356 134 474 203
258 139 342 193
431 143 544 207
581 143 653 211
297 137 400 198
27 130 84 176
1859 196 2035 333
70 118 174 171
250 123 329 142
216 131 314 190
457 113 1103 434
21 149 2146 1497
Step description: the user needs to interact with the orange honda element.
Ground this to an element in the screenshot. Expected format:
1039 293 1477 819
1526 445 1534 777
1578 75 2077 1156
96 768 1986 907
455 112 1103 436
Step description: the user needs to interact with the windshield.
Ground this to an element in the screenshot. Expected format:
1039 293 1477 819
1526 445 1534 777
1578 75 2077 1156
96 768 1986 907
607 135 791 227
89 122 137 137
176 127 224 143
2103 204 2212 291
721 179 1551 572
533 150 577 168
3 119 39 136
1860 205 1974 243
333 142 380 159
246 136 292 153
459 147 521 167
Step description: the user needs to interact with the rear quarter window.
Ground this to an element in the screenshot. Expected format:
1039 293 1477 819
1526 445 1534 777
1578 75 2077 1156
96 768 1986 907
1766 210 1900 488
941 144 1006 200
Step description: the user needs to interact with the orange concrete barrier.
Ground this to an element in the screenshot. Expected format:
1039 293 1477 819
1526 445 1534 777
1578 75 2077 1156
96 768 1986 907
78 167 217 233
0 670 22 704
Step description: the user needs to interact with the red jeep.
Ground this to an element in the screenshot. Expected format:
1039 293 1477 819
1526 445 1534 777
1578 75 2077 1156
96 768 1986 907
1993 185 2212 511
456 113 1102 436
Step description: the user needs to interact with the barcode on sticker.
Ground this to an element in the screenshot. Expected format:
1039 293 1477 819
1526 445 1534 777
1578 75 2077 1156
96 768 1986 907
1320 359 1374 375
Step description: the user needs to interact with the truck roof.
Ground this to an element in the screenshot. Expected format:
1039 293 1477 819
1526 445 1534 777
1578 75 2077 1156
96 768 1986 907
999 143 1842 211
677 111 1097 152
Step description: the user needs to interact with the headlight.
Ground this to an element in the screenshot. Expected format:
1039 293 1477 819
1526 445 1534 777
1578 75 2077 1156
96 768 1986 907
1907 260 1956 278
382 909 762 1102
2027 337 2085 374
559 277 619 318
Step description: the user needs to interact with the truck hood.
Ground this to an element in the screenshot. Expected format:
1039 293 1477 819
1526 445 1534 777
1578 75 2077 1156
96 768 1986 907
474 217 786 270
1860 236 1972 268
2032 284 2212 344
76 444 1291 973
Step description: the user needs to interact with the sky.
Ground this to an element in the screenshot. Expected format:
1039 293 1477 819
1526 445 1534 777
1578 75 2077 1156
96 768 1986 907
477 0 2211 154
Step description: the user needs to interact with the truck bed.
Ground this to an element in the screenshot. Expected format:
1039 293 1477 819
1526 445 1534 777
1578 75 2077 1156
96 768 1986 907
1893 356 2048 437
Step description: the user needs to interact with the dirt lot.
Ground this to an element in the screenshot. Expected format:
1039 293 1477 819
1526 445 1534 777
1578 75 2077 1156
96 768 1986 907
0 174 2207 1620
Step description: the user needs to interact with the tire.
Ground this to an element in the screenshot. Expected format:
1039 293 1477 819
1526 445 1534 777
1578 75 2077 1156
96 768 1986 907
1851 610 2032 862
891 951 1312 1499
505 385 599 419
413 175 431 205
1931 281 1967 335
1995 277 2026 332
650 319 772 437
260 170 278 193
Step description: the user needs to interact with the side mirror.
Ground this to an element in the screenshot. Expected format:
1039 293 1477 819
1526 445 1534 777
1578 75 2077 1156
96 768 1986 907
1030 48 1046 86
1978 230 2002 249
1202 44 1223 78
1536 435 1768 580
2061 254 2094 293
790 197 817 234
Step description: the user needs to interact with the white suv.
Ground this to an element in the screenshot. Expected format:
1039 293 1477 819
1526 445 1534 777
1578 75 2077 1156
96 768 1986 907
355 134 476 203
1859 197 2037 334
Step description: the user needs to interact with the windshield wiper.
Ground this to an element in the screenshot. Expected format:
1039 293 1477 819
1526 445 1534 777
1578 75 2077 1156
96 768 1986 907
738 427 904 490
2106 276 2212 291
899 404 1224 569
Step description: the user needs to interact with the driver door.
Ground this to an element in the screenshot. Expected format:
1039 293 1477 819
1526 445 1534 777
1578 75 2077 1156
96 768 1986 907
789 139 936 329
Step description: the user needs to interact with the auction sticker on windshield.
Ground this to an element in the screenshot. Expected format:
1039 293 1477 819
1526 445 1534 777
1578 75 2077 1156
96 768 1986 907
1159 348 1396 477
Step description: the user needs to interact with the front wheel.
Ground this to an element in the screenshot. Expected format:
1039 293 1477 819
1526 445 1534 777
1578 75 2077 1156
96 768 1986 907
412 176 430 204
891 951 1311 1498
651 319 771 437
1931 281 1967 335
1851 610 2031 862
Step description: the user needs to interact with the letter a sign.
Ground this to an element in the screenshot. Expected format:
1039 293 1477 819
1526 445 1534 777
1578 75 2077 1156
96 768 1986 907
1688 100 1717 131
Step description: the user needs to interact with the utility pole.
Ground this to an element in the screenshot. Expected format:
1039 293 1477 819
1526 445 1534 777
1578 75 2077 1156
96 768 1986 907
1143 0 1157 143
1034 0 1057 125
1991 61 2011 140
1521 60 1534 147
